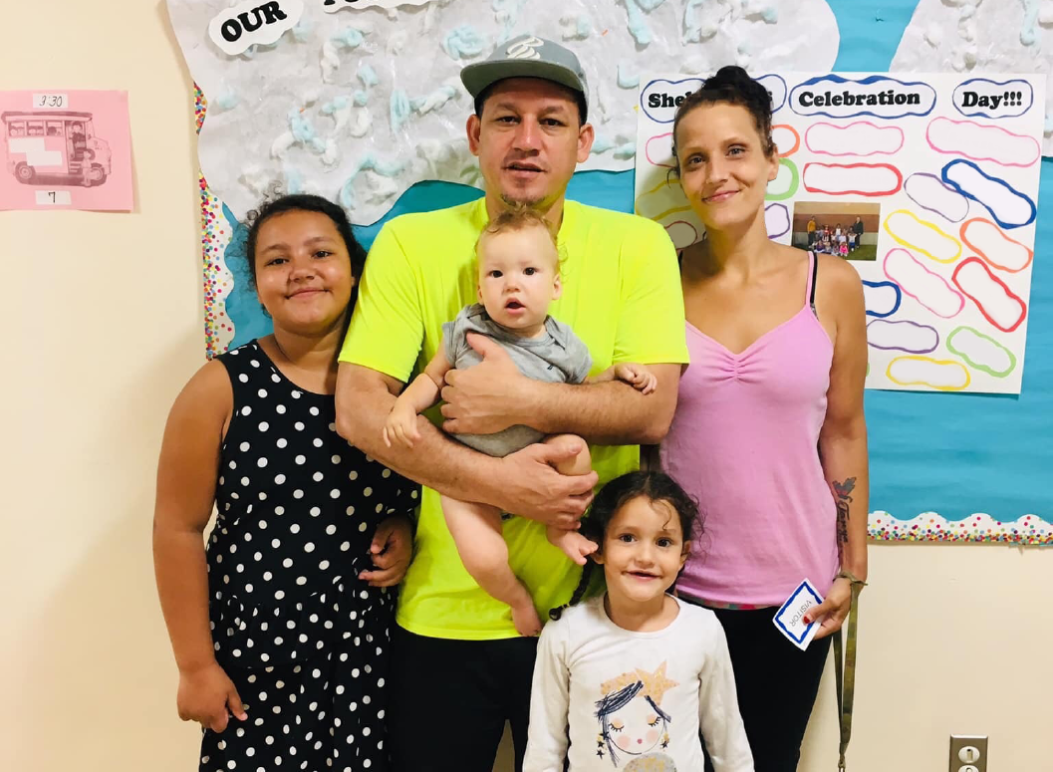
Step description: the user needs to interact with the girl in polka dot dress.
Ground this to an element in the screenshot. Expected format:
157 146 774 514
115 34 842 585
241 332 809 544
154 195 419 772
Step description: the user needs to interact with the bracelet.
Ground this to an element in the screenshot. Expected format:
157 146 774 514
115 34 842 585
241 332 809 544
836 570 868 586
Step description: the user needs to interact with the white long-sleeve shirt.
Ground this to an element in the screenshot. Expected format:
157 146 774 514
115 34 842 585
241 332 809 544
524 595 754 772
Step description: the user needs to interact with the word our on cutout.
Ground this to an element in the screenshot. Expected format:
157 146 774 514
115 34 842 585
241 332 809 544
208 0 304 56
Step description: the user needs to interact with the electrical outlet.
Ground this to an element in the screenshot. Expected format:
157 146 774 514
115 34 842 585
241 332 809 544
950 735 988 772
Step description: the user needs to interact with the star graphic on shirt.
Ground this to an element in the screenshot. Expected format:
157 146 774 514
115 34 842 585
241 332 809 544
602 661 679 706
640 662 677 704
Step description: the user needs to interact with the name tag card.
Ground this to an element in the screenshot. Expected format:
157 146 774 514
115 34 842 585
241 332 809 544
772 579 823 651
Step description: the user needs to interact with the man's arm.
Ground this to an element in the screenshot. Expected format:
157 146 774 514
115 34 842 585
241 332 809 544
439 339 680 445
525 363 680 444
336 363 596 526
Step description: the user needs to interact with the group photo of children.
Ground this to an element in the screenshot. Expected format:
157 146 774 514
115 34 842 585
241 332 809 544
793 203 880 262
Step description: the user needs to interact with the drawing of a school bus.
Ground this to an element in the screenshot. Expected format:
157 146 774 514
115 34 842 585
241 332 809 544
1 110 112 186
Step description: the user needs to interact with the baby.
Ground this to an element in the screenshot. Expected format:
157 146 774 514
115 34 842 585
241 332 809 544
383 206 656 636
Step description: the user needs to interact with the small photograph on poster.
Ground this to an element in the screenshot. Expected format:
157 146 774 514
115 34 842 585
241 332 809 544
0 90 133 212
792 202 880 261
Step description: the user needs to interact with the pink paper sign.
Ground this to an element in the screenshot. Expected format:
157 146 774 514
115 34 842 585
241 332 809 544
0 90 133 211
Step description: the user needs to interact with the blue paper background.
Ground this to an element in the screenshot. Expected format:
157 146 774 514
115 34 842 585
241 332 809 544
218 0 1052 522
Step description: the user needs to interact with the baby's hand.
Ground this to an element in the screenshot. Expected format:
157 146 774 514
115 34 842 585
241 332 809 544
614 363 657 395
383 403 422 449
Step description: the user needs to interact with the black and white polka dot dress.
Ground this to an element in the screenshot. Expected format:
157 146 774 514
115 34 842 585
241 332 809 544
202 340 418 772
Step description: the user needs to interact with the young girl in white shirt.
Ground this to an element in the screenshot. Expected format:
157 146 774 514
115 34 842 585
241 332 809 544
524 471 754 772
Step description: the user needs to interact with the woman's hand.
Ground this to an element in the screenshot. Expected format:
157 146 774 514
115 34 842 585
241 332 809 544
177 660 247 733
359 514 414 587
804 576 854 640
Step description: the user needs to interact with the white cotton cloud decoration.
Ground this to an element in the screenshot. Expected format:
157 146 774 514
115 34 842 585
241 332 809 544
891 0 1053 156
167 0 841 225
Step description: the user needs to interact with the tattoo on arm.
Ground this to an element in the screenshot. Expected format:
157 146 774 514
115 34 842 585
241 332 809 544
832 477 856 565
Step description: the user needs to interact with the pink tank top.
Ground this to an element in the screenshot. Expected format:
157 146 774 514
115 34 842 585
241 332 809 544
661 252 839 607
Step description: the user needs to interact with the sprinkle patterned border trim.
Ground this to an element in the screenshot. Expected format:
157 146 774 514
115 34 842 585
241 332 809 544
869 511 1053 545
196 84 235 359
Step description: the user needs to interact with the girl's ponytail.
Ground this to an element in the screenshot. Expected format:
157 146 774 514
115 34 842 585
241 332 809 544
549 560 595 621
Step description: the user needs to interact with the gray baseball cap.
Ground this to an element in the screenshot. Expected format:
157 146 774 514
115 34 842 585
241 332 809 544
460 34 589 120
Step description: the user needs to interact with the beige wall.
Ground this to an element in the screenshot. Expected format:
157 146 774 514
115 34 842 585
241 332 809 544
1 2 204 770
2 3 1050 771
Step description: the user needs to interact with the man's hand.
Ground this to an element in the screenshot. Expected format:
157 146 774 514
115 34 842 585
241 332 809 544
441 333 531 435
488 442 599 528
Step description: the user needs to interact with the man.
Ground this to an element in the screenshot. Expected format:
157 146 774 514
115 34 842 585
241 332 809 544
853 215 865 251
806 215 816 246
335 35 688 771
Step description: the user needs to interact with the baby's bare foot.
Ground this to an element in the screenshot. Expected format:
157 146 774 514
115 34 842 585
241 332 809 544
551 530 598 566
512 603 542 637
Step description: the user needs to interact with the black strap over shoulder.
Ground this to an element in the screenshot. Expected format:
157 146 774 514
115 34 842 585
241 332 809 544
809 251 819 318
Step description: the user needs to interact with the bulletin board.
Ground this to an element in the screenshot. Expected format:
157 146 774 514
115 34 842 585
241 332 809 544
174 0 1053 543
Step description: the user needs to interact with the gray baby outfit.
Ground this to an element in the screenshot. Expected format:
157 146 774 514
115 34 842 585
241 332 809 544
442 303 592 457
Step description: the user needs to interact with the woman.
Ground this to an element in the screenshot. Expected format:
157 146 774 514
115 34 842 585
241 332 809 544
154 194 419 772
660 67 869 771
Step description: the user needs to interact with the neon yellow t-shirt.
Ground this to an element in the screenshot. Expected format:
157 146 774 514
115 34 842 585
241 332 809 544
340 197 689 640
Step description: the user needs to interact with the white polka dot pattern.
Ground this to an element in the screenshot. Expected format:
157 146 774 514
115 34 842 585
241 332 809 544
202 341 418 772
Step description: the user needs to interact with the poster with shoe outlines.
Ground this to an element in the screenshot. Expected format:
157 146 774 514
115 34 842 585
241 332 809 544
634 71 1046 395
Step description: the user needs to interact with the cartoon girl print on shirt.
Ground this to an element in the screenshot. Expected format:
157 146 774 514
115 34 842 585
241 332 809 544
594 662 678 769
